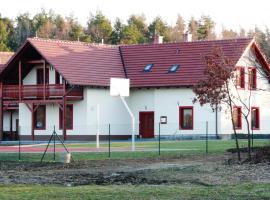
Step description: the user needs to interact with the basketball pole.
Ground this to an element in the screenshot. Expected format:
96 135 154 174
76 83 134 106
96 104 100 148
110 78 134 151
120 96 135 151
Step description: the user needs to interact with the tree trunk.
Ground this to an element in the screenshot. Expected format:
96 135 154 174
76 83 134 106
226 82 241 161
215 105 219 139
229 103 241 162
244 116 251 160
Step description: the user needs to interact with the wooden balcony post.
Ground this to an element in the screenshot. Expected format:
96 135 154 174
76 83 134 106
31 104 35 141
9 110 13 139
19 60 22 101
0 82 3 141
43 60 46 100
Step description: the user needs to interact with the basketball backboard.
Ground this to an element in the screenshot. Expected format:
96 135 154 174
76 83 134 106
110 78 130 97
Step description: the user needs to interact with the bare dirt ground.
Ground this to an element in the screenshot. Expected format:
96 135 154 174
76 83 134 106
0 154 270 186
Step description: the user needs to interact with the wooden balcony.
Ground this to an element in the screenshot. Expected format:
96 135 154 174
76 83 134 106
2 84 83 102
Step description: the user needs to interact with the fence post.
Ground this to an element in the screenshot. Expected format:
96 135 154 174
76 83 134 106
108 124 111 158
206 121 208 154
53 126 56 161
251 128 254 149
158 122 161 156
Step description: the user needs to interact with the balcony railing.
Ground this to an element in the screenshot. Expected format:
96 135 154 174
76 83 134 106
2 84 83 101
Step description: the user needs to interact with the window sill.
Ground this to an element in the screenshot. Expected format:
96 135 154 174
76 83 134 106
236 87 245 90
251 128 260 130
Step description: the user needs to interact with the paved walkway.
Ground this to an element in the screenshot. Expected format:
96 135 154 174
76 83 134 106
0 145 196 153
0 145 151 153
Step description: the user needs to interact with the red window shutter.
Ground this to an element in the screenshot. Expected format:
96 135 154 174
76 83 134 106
59 104 73 130
240 68 245 88
256 108 260 129
253 69 257 89
238 107 242 129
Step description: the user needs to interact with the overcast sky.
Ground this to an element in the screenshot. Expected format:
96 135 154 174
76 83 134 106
0 0 269 33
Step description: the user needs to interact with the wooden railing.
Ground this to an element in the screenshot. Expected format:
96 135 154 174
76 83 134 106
2 84 83 100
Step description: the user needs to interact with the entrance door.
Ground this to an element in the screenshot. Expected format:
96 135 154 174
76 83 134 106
139 112 154 138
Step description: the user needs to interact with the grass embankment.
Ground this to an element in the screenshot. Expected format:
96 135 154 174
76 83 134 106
0 184 270 200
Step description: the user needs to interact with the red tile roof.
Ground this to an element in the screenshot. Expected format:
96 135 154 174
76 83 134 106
1 37 263 88
0 52 14 64
0 52 14 74
27 38 125 86
120 38 253 87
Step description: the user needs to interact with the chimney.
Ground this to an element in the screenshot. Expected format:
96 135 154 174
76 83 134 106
183 33 192 42
153 35 163 44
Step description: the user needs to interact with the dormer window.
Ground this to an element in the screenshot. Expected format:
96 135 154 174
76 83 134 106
169 64 180 73
144 64 153 72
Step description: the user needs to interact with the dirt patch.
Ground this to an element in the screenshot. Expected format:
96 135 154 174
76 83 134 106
0 154 270 186
227 146 270 164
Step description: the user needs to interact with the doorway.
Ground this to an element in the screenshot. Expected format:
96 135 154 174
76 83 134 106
139 111 154 138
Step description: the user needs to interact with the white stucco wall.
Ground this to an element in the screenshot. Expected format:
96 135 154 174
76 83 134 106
129 88 217 137
85 88 131 136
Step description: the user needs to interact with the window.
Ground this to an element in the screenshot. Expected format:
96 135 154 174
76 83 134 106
143 64 153 72
232 106 242 129
34 105 46 130
55 71 61 84
236 67 245 89
248 68 257 89
168 64 180 73
179 107 193 129
251 107 260 130
37 68 49 84
59 104 73 130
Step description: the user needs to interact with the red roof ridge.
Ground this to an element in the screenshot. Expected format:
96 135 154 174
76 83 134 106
27 37 119 49
253 39 269 63
120 37 253 48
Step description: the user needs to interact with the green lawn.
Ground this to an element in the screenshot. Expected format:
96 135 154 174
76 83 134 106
61 139 270 150
0 183 270 200
0 139 269 162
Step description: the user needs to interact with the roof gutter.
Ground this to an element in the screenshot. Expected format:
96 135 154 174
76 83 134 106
119 46 128 78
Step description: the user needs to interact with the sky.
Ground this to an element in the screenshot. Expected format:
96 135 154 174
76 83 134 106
0 0 269 34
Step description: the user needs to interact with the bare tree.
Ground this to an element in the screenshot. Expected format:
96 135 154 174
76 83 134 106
193 47 241 161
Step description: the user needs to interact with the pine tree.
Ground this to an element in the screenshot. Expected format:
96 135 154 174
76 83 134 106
87 11 112 43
